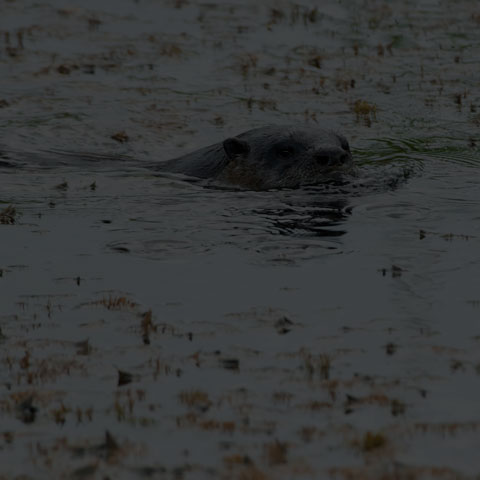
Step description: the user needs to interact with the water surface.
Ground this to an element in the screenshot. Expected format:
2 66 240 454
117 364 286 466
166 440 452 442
1 1 480 478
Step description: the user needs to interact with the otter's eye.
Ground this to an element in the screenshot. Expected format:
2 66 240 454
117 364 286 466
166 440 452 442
276 146 295 158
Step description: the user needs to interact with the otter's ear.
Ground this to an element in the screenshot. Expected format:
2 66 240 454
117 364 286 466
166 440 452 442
223 137 250 159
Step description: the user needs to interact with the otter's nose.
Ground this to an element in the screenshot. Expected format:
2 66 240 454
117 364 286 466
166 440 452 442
314 147 351 167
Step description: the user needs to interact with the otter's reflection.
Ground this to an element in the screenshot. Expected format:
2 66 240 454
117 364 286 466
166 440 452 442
250 198 350 238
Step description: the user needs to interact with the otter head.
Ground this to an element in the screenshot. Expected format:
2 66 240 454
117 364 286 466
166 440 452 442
219 125 353 190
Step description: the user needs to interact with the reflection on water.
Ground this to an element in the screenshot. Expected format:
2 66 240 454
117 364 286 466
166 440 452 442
250 201 349 238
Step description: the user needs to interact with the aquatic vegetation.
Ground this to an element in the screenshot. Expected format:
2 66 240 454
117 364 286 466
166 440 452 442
353 100 377 126
179 390 212 411
117 369 133 386
300 349 333 381
88 296 138 310
110 131 129 143
264 440 288 466
361 431 387 451
0 205 16 224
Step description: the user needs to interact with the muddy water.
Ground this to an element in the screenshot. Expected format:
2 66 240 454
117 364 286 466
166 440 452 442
1 1 480 479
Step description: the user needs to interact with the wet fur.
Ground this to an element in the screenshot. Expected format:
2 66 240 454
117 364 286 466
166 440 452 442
157 125 352 190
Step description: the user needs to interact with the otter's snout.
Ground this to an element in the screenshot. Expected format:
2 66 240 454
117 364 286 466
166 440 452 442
314 147 351 167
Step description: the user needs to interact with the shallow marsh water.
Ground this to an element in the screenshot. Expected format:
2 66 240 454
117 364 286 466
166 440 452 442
1 0 480 479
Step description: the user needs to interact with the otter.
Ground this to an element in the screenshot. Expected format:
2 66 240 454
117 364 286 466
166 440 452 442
156 125 353 190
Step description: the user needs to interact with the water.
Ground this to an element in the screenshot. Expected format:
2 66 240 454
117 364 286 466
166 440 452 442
1 0 480 478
